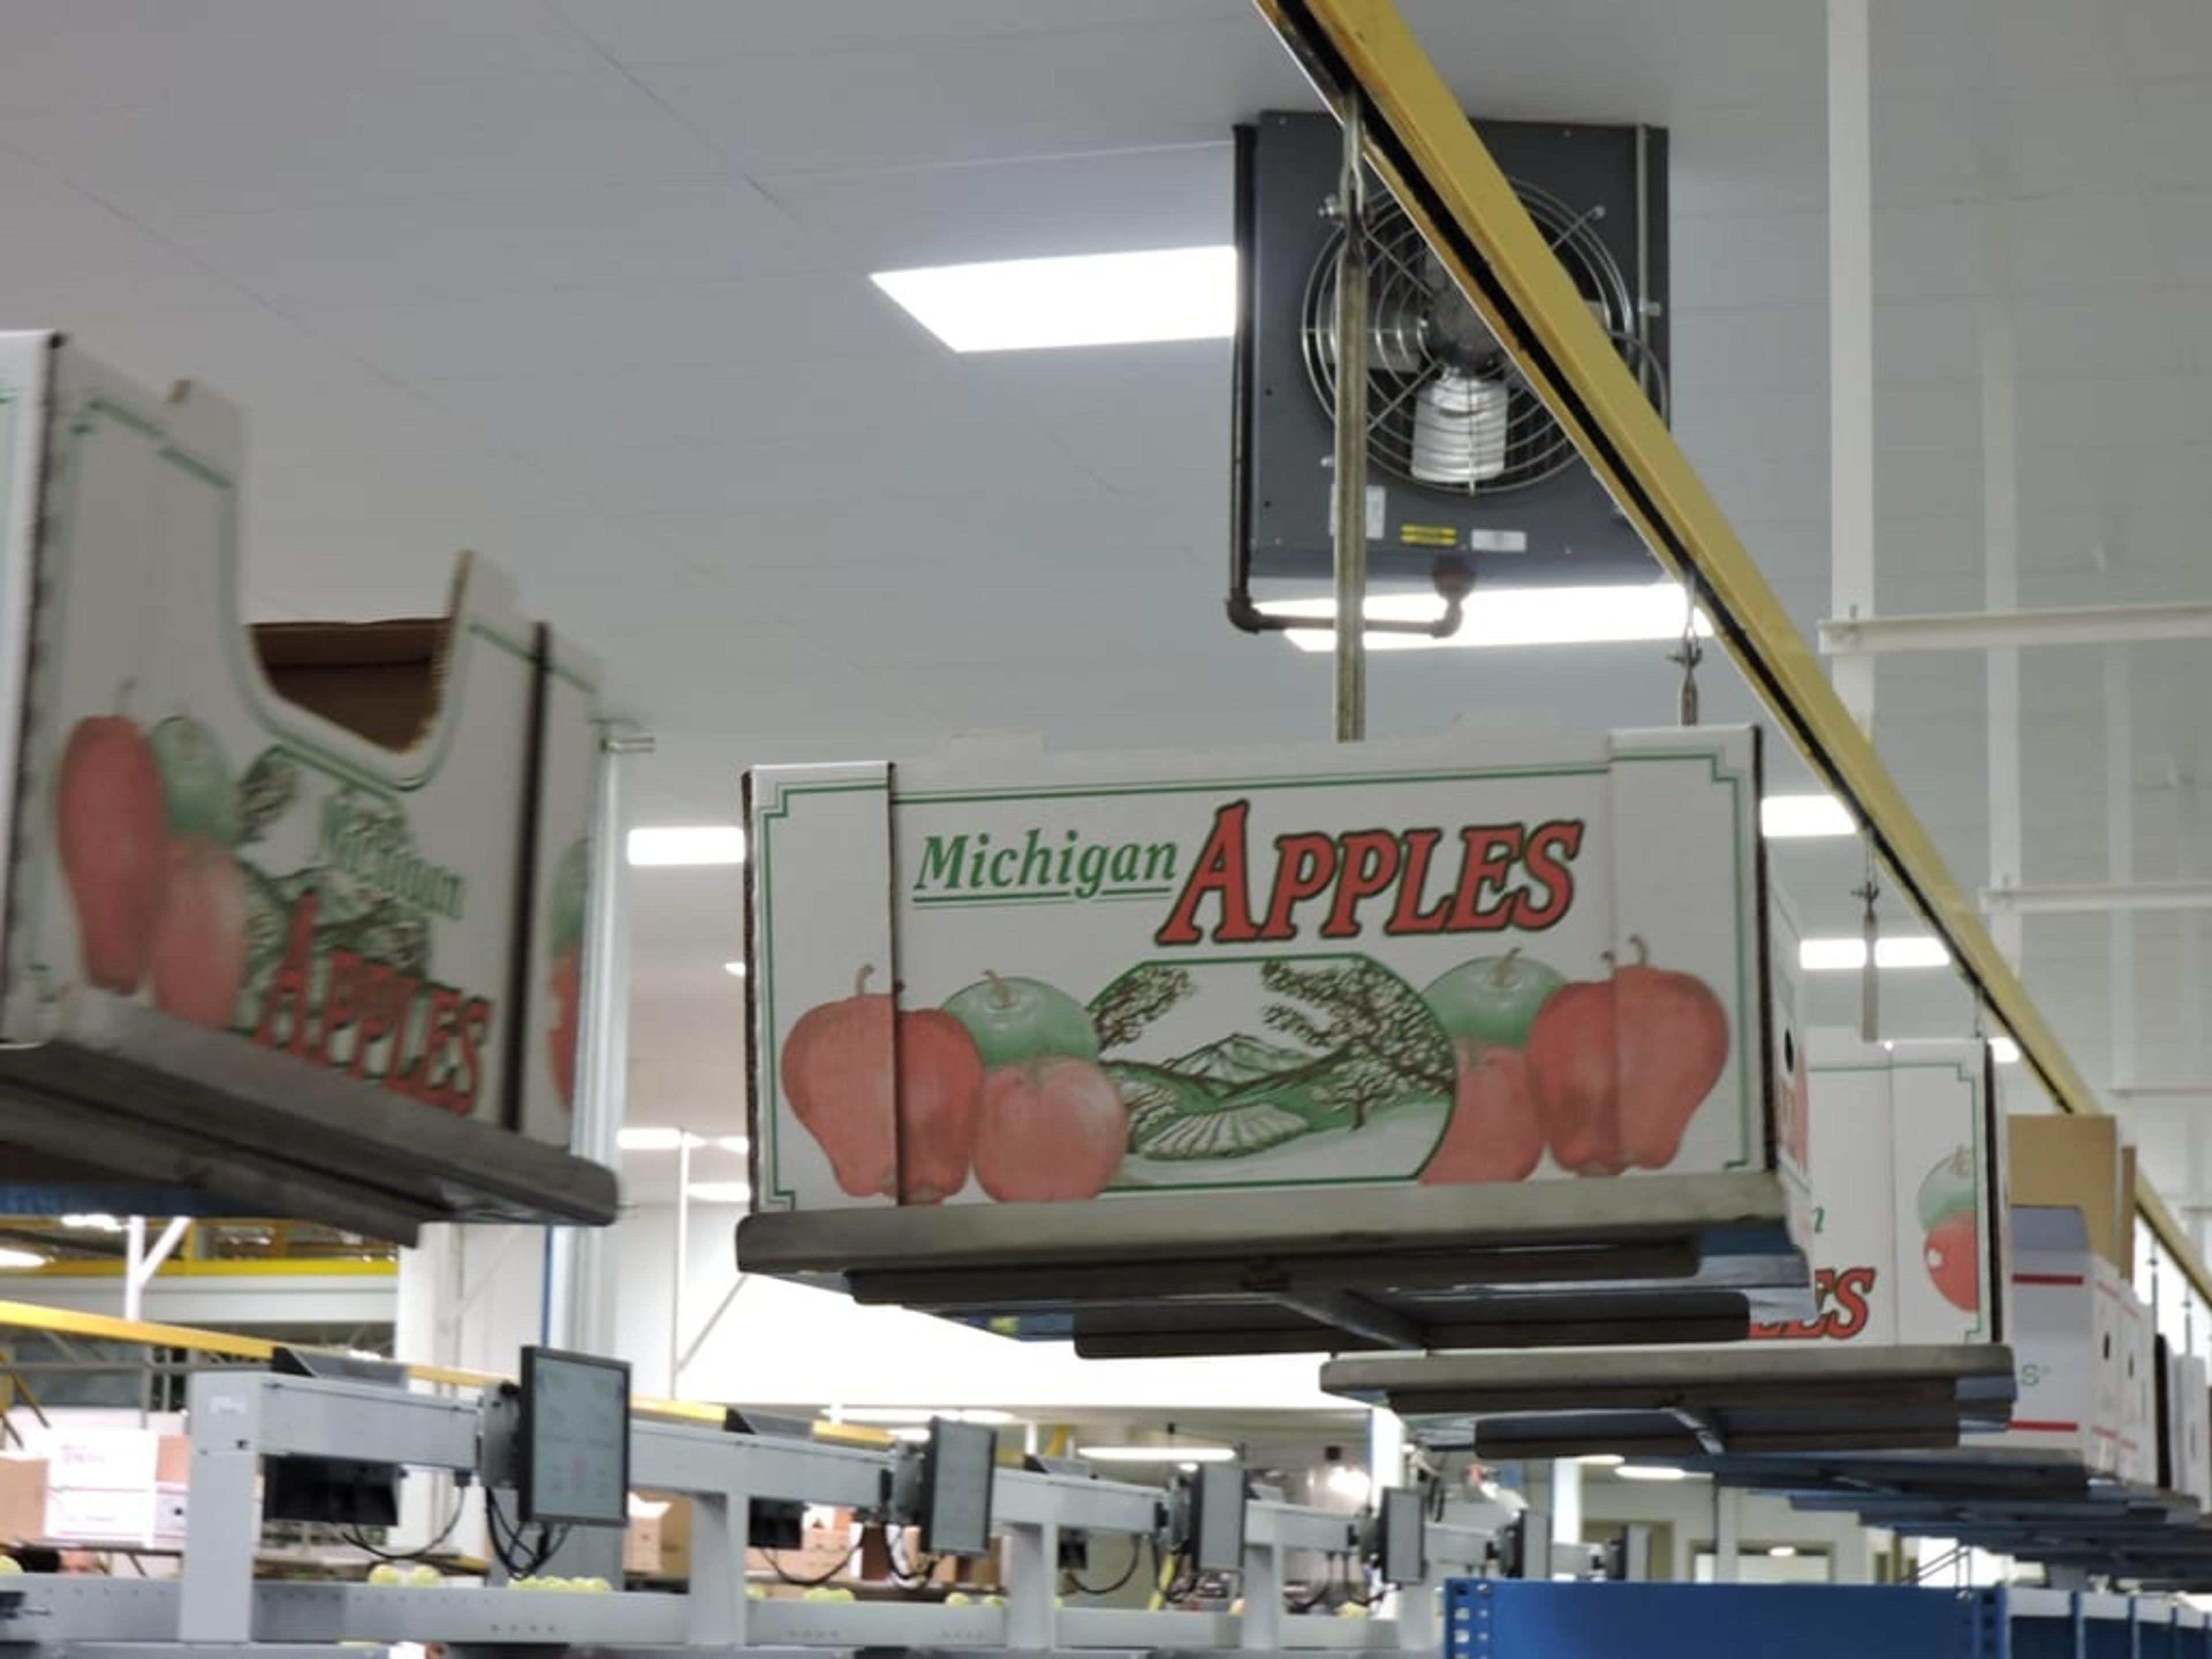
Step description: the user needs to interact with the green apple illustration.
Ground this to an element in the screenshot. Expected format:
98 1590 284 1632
148 714 239 846
944 971 1100 1069
1421 948 1565 1052
1916 1145 1978 1233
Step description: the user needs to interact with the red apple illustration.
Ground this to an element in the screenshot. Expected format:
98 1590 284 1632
546 946 582 1108
1925 1211 1980 1312
895 1007 986 1205
1612 941 1730 1169
1526 938 1729 1176
1419 1047 1543 1184
149 837 248 1028
972 1054 1126 1202
56 713 169 993
781 967 984 1202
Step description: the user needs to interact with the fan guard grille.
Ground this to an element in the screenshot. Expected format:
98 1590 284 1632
1301 180 1665 496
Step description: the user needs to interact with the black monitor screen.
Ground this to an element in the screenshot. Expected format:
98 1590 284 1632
921 1418 997 1558
1380 1488 1426 1585
517 1347 631 1528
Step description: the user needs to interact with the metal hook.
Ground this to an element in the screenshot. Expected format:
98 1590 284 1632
1668 573 1704 726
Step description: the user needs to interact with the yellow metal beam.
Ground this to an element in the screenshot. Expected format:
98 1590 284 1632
1251 0 2212 1304
0 1299 722 1422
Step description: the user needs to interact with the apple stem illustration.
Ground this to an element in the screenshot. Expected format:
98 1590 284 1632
1627 935 1650 966
853 964 874 997
115 677 136 718
1486 946 1522 988
983 968 1015 1010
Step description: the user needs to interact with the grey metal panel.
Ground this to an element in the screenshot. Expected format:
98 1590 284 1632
0 1002 618 1240
738 1171 1807 1355
1237 111 1668 588
1320 1344 2019 1457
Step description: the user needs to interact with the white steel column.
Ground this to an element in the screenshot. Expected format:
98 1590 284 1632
1981 188 2022 968
1713 1486 1743 1583
2107 652 2137 1094
544 729 646 1357
1828 0 1876 732
2179 775 2207 1260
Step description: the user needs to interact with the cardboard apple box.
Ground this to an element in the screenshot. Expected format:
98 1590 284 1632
1747 1034 2005 1349
748 723 1805 1216
1969 1206 2121 1472
0 332 599 1145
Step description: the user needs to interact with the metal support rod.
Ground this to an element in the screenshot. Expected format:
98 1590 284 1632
1983 881 2212 915
2108 650 2137 1097
544 725 649 1355
2180 775 2209 1268
1827 0 1876 733
1981 187 2022 969
671 1134 693 1395
1332 96 1370 744
677 1270 751 1377
123 1215 188 1325
1823 600 2212 654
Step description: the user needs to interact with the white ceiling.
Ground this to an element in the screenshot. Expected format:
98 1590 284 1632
5 0 2212 1216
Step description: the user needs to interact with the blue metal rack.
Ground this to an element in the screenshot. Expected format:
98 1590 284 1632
1444 1582 2211 1659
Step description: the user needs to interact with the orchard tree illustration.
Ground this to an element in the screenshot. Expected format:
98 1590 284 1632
1257 957 1454 1130
1089 963 1197 1051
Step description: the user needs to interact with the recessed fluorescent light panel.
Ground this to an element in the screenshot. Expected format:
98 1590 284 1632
1799 936 1953 972
0 1247 45 1270
1990 1036 2021 1065
1078 1445 1236 1464
1761 794 1854 839
872 246 1236 353
627 826 745 867
1271 581 1711 653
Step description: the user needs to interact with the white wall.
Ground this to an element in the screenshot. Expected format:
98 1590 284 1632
612 1201 1344 1414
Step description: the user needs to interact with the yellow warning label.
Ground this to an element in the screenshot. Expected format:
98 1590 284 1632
1398 524 1458 548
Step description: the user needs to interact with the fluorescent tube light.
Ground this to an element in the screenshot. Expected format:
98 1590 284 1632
60 1213 124 1232
711 1135 750 1154
1613 1465 1695 1483
1800 935 1952 971
1761 794 1854 839
628 825 745 867
1990 1036 2021 1065
1079 1444 1236 1464
872 245 1236 353
838 1408 1016 1427
725 961 747 977
619 1127 687 1152
1575 1453 1624 1468
0 1247 45 1270
685 1181 753 1205
1272 581 1711 652
1768 1545 1798 1558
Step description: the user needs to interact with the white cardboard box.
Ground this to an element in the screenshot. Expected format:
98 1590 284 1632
1971 1206 2120 1471
45 1482 186 1548
1749 1034 2003 1349
748 724 1805 1214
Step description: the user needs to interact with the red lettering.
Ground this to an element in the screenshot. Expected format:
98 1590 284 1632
1445 826 1523 931
315 949 364 1066
1257 832 1338 942
1385 828 1454 935
382 975 430 1100
414 985 463 1111
1321 830 1401 939
254 895 319 1057
1513 820 1584 929
1156 801 1257 946
1829 1266 1876 1340
453 997 493 1113
349 962 400 1077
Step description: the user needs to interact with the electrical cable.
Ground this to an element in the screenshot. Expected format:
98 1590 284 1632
764 1535 866 1588
342 1487 469 1563
1063 1534 1145 1599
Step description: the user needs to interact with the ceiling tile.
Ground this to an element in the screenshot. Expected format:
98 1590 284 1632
157 180 815 307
